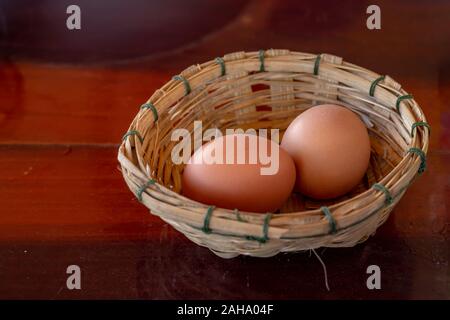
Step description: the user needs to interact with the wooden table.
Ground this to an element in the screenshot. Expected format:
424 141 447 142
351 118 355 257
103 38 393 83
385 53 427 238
0 0 449 299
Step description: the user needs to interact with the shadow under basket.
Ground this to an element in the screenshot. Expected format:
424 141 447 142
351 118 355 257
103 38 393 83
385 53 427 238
118 50 429 258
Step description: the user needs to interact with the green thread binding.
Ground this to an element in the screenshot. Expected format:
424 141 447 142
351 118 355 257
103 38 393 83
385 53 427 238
395 94 413 113
258 50 266 72
369 75 385 97
320 206 337 234
202 206 215 234
141 102 159 122
136 179 156 202
234 209 245 222
246 213 272 243
173 75 191 95
372 183 393 205
411 121 431 137
407 147 427 174
215 57 226 76
122 130 143 144
314 54 322 76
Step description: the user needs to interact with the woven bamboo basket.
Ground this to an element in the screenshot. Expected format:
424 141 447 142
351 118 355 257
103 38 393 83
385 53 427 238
118 49 429 258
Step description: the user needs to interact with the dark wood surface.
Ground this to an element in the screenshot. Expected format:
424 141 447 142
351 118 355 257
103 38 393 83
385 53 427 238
0 0 449 299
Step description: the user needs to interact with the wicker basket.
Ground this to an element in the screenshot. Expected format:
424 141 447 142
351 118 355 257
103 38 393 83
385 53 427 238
118 50 429 258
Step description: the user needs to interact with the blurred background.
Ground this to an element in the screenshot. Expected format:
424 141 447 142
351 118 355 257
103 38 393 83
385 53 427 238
0 0 449 146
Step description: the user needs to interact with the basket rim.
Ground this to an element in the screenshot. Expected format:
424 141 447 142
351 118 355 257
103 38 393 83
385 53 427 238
117 49 429 250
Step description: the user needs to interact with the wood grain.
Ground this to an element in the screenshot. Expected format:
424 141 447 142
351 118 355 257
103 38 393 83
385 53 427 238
0 0 449 299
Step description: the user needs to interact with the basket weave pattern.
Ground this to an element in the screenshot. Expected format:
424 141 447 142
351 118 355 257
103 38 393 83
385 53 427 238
118 50 429 258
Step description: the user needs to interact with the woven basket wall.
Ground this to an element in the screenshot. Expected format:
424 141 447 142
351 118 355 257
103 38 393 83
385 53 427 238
118 50 429 258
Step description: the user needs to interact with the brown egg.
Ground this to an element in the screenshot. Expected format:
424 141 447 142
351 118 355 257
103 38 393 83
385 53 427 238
182 134 296 213
281 104 371 199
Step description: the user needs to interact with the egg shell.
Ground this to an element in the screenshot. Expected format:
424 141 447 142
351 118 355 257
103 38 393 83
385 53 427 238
182 134 296 213
281 104 371 199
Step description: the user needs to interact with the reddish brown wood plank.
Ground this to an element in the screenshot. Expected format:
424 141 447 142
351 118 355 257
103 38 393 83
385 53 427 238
0 143 448 300
0 62 448 149
0 63 172 145
0 236 448 299
0 145 448 242
0 142 447 297
0 145 185 241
